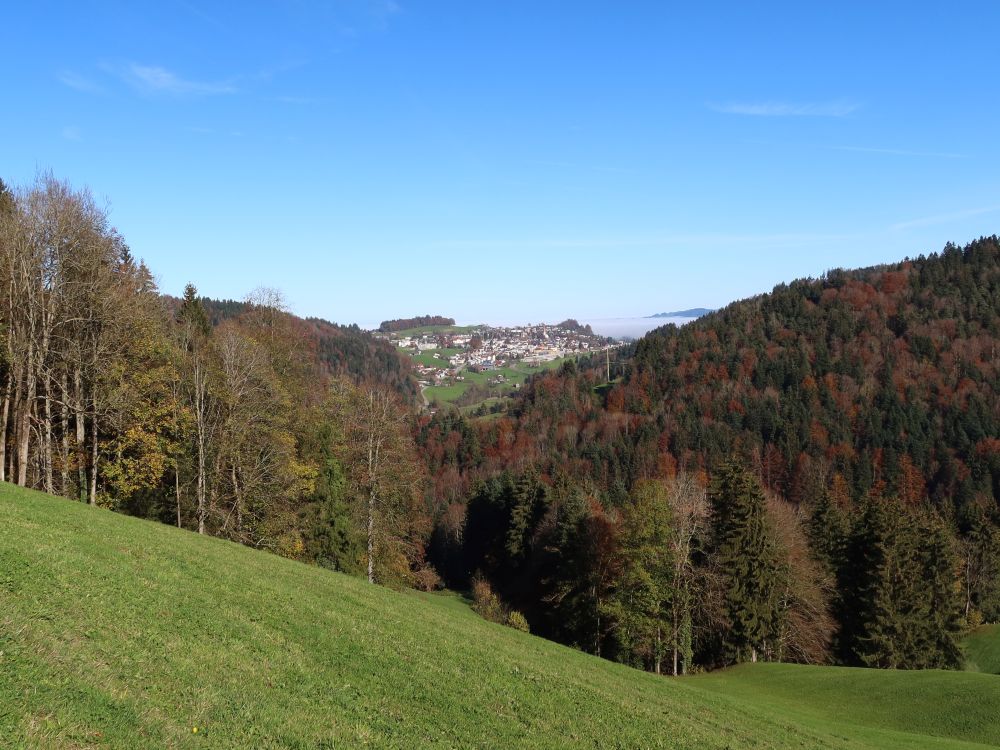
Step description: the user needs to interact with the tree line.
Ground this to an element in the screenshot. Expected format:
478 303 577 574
0 174 434 587
378 315 455 333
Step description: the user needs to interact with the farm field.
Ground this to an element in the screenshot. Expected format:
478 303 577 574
419 354 569 407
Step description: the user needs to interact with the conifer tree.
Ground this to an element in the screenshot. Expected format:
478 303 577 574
918 514 962 668
806 491 850 658
849 500 962 669
707 461 781 664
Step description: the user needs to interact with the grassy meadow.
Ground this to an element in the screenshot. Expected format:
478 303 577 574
2 482 1000 749
964 624 1000 675
421 355 570 408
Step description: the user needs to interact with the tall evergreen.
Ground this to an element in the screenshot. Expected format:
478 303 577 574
847 499 962 669
707 461 781 665
806 492 850 657
920 515 963 668
177 283 211 338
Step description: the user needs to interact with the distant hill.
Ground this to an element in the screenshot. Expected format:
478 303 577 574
379 315 455 333
555 318 595 334
648 307 714 318
5 482 1000 749
163 295 419 402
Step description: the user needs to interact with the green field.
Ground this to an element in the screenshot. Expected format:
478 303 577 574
964 625 1000 675
409 347 464 369
3 482 1000 749
422 356 569 408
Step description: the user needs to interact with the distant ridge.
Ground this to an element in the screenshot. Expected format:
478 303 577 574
648 307 714 319
379 315 455 332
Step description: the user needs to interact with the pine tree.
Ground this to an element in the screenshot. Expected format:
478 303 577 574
806 491 850 658
849 500 962 669
806 491 848 575
707 461 781 665
918 514 962 668
178 283 211 338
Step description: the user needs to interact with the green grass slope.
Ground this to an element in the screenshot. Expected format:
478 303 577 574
692 663 1000 749
3 483 1000 749
964 625 1000 675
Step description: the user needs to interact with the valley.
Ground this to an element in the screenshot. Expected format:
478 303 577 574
376 321 618 411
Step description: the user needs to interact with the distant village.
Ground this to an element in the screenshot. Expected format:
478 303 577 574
373 322 617 388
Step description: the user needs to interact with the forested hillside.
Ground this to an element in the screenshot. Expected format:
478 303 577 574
0 174 433 588
162 295 420 402
379 315 456 332
419 241 1000 672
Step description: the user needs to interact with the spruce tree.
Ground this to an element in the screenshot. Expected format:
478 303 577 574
178 283 211 338
918 514 962 668
850 500 962 669
707 461 781 664
806 491 850 659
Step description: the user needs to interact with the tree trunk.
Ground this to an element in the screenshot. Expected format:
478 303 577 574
655 626 662 675
672 608 679 676
231 463 243 535
16 342 36 487
367 485 376 584
965 552 973 620
0 368 11 483
42 379 53 493
74 369 87 502
195 361 207 535
175 463 183 528
88 401 98 504
595 589 602 658
8 363 21 483
60 371 69 496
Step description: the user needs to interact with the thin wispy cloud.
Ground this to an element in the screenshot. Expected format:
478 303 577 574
891 205 1000 231
57 71 103 94
829 145 967 159
709 100 859 117
61 125 82 141
105 62 237 96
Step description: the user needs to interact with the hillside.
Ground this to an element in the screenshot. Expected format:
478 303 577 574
4 484 1000 749
415 240 999 671
162 294 420 402
490 240 999 512
964 625 1000 675
0 485 1000 748
420 241 999 518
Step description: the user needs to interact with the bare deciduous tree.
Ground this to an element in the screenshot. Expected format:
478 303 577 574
334 382 422 584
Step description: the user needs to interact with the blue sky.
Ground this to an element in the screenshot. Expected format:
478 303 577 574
3 2 999 326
